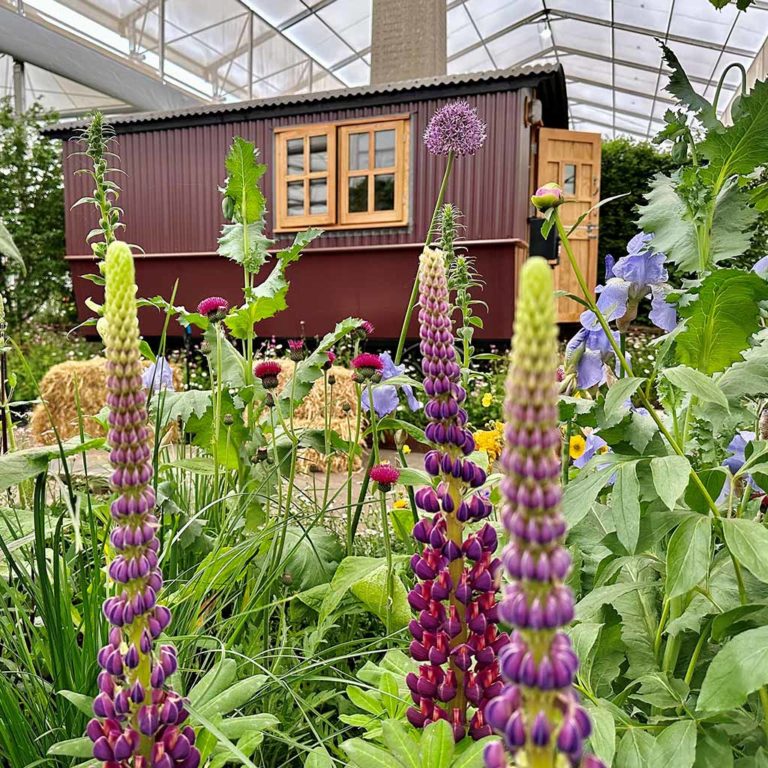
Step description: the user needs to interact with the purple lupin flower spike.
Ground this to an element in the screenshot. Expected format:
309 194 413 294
484 257 604 768
406 246 508 742
88 242 200 768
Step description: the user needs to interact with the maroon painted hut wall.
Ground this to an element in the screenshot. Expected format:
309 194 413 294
53 67 568 340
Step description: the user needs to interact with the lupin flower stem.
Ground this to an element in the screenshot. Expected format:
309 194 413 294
483 256 602 768
89 242 199 768
407 247 506 742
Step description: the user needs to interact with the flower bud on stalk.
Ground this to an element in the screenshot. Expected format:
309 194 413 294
88 242 199 768
407 247 508 742
484 257 603 768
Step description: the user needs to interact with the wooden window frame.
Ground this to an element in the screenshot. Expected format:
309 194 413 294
274 124 337 230
273 115 410 232
338 118 409 228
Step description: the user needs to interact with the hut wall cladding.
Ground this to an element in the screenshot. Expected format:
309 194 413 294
63 88 532 340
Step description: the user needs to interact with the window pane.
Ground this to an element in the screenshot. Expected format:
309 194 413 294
563 163 577 195
349 132 369 170
287 180 304 216
374 129 396 168
348 176 368 213
309 135 328 172
309 178 327 214
374 174 395 211
287 139 304 175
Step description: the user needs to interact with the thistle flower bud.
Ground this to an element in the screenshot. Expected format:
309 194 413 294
88 242 199 768
484 257 602 768
407 247 507 742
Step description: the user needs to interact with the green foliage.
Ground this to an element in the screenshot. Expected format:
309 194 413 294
599 138 676 272
0 99 69 330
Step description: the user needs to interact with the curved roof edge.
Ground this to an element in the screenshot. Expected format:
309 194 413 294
45 63 568 137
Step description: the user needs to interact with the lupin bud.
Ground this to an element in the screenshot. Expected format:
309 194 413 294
484 257 603 768
407 247 508 743
87 242 199 768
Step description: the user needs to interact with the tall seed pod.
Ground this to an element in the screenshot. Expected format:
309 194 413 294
484 257 604 768
406 246 508 741
87 241 200 768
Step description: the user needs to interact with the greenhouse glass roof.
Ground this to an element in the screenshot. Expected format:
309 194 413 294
0 0 766 139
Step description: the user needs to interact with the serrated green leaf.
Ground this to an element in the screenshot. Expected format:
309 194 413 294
660 43 717 127
224 137 266 223
698 626 768 712
666 514 711 597
677 269 768 374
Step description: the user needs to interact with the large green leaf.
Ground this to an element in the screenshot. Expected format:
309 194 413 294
616 730 656 768
653 720 697 768
721 518 768 584
676 269 768 374
650 455 692 510
666 514 711 598
639 174 757 273
662 366 729 411
563 463 618 526
342 738 396 768
698 626 768 712
694 729 733 768
381 721 419 768
420 719 454 768
188 658 238 706
718 331 768 402
699 78 768 184
0 218 24 273
281 525 343 591
660 43 717 127
613 461 641 553
603 377 644 428
586 704 616 767
198 675 267 718
0 437 104 491
224 137 266 224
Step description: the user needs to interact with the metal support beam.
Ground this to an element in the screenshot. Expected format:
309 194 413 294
548 8 755 58
158 0 165 80
12 57 24 115
0 6 202 111
247 12 253 100
447 10 545 62
566 75 678 106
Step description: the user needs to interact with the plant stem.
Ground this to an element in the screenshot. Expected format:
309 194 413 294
394 152 455 365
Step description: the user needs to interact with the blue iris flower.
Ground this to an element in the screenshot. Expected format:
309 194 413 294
361 351 421 418
581 233 676 333
142 356 174 392
564 325 620 390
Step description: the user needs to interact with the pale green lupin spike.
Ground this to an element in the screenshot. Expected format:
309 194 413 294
512 256 558 369
103 241 139 356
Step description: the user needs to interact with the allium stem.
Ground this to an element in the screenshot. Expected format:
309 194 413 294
394 152 454 365
89 241 199 768
484 256 602 768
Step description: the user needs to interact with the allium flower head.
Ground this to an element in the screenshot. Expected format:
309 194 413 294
484 256 602 768
254 360 281 389
197 296 229 320
370 463 400 491
142 356 174 392
90 242 199 768
361 351 421 417
531 183 563 212
352 352 384 380
424 100 486 157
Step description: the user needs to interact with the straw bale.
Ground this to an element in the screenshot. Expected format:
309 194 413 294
29 357 182 445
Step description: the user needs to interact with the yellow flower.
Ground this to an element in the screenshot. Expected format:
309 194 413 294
482 393 493 408
393 499 409 509
475 421 504 462
402 444 412 455
569 435 586 459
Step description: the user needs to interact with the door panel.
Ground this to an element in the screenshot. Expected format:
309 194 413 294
535 128 601 323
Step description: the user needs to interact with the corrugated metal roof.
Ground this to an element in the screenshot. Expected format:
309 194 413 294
46 63 563 135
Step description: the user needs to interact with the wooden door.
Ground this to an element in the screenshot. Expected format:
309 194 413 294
535 128 601 322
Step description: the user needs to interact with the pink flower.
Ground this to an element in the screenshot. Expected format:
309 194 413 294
197 296 229 318
370 463 400 491
361 320 375 336
287 338 305 362
254 360 281 389
352 352 383 372
531 183 563 212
